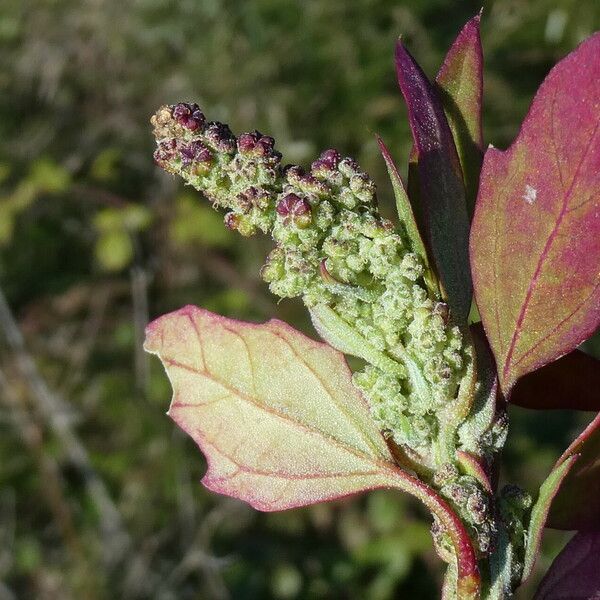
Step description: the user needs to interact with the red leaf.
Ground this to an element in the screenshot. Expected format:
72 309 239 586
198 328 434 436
510 349 600 411
534 531 600 599
436 13 484 214
547 412 600 530
395 39 472 324
470 33 600 392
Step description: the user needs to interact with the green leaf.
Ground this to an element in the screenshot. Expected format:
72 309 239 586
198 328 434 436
145 305 480 597
395 39 472 324
309 304 405 377
376 136 429 271
309 304 432 410
521 455 577 584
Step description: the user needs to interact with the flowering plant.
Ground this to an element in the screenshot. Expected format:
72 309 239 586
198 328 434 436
145 16 600 599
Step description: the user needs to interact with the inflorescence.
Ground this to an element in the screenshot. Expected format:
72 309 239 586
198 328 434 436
151 102 508 555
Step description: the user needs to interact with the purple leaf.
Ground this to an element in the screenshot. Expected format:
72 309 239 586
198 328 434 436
470 33 600 393
510 350 600 411
395 39 472 324
547 412 600 530
534 531 600 599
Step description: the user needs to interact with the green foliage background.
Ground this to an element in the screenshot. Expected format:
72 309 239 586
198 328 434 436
0 1 598 598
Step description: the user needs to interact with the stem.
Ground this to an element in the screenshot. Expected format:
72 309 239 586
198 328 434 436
386 465 481 599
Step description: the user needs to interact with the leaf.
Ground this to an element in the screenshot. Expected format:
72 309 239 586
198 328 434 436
470 33 600 393
145 305 480 596
435 12 484 215
376 136 430 271
510 349 600 411
534 531 600 599
309 303 406 377
547 412 600 530
395 39 472 324
521 455 577 584
457 323 499 474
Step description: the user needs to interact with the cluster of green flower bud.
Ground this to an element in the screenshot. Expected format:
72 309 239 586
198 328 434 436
498 485 533 586
433 464 497 556
151 103 493 485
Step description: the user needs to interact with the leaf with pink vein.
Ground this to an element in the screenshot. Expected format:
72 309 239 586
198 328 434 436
470 33 600 392
436 12 484 214
144 305 480 597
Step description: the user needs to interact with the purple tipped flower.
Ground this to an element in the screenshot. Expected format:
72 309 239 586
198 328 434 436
204 122 236 153
238 131 276 157
238 132 260 153
283 165 306 185
172 102 205 131
254 135 275 156
224 212 240 230
180 141 212 166
312 148 341 172
276 193 312 227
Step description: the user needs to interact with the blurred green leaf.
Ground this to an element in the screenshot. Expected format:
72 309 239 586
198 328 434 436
95 229 133 271
170 193 234 248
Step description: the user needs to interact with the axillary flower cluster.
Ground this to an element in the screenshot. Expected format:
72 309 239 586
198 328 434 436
151 103 510 556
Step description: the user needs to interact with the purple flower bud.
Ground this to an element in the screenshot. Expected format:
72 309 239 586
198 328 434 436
254 135 275 156
338 157 360 177
153 139 178 165
235 191 252 213
172 102 205 131
180 141 212 166
318 148 341 169
276 193 312 227
235 187 271 213
466 493 488 524
446 483 468 505
248 187 271 209
299 173 329 196
283 165 306 184
310 159 329 173
238 132 276 158
237 132 260 153
204 122 236 153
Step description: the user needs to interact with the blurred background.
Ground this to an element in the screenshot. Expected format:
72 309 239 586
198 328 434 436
0 0 599 598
